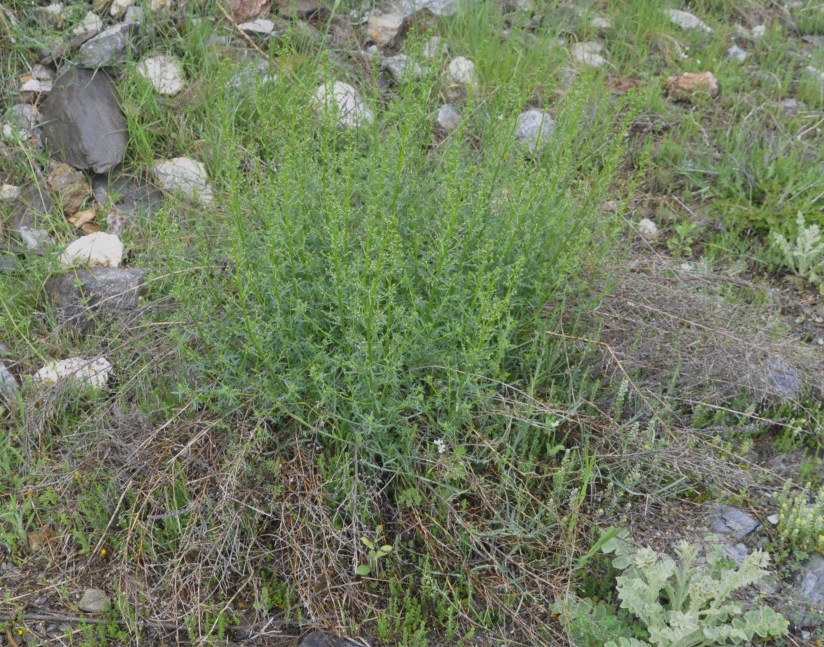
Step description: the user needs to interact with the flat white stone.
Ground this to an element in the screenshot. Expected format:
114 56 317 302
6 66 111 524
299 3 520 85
60 232 124 268
136 55 185 96
35 357 112 390
436 104 461 133
72 11 103 39
664 9 713 33
0 184 21 200
752 24 766 37
20 78 52 94
238 18 275 34
367 13 406 48
446 56 475 85
591 15 611 29
311 82 373 128
571 41 606 67
152 157 214 203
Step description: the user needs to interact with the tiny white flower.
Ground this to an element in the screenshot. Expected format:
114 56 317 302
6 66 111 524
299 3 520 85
434 438 448 454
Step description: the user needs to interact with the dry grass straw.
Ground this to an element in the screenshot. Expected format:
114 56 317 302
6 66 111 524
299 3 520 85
585 253 824 410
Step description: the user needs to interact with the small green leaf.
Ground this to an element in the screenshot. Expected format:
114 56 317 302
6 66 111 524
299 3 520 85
360 537 375 550
356 564 371 576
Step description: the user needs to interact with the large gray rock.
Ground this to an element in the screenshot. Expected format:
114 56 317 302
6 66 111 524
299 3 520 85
92 172 163 219
76 22 139 67
47 267 147 335
787 555 824 627
436 104 461 133
4 185 54 250
77 588 109 613
41 67 127 174
298 631 358 647
0 359 18 404
764 357 802 399
5 104 41 147
708 504 760 540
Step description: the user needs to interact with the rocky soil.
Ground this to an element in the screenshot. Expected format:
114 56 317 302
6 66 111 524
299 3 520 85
1 0 824 645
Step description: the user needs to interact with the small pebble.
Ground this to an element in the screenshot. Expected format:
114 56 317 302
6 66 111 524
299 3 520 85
435 104 461 133
638 218 659 241
446 56 475 86
726 44 747 62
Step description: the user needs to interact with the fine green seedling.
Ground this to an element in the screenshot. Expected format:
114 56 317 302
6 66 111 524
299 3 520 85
357 527 393 577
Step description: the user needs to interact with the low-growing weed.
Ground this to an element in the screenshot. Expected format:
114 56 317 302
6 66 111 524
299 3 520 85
775 482 824 557
598 530 788 646
771 212 824 293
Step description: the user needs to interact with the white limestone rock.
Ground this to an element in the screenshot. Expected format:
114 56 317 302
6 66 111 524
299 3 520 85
238 18 276 35
664 9 713 33
136 55 186 96
60 232 124 268
515 109 555 154
35 357 112 390
109 0 133 18
0 184 21 200
638 218 659 241
72 11 103 40
311 82 373 128
367 13 406 49
446 56 476 86
152 157 214 204
571 41 607 67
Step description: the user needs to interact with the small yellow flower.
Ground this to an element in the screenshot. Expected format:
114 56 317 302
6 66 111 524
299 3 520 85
100 548 108 558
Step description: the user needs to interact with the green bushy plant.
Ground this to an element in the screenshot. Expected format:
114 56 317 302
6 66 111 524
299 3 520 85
599 530 788 647
166 68 628 502
776 482 824 555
